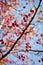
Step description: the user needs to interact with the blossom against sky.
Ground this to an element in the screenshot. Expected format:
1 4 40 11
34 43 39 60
0 0 43 65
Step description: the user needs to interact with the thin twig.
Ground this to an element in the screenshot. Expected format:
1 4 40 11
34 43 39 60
11 49 43 53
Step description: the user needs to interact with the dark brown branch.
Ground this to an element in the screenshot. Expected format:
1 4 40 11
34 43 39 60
29 49 43 52
11 49 43 53
0 0 42 61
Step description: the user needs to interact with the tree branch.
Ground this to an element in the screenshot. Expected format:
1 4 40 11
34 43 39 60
0 0 42 61
11 49 43 53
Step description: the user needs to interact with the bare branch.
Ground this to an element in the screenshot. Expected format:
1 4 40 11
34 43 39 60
11 49 43 53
